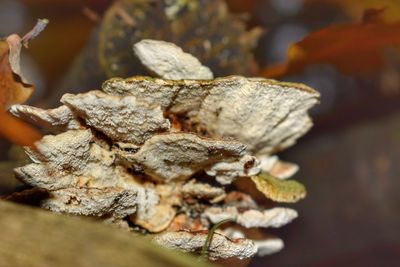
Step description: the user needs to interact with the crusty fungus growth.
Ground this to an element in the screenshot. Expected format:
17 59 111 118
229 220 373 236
133 39 214 80
153 230 257 260
11 40 319 260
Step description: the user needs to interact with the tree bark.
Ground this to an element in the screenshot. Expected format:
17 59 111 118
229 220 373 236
0 200 213 267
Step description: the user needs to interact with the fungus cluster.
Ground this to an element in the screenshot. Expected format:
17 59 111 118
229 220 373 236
11 40 319 260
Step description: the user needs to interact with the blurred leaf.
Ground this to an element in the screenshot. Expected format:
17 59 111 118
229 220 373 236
0 113 42 146
251 173 306 203
0 21 45 146
307 0 400 22
0 37 33 110
261 11 400 78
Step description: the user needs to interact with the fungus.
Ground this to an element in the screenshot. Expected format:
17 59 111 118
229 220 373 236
11 39 319 260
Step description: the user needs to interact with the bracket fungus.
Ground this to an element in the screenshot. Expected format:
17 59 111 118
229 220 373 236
133 39 214 80
11 40 319 260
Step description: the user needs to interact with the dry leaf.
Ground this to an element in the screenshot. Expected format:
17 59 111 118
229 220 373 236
251 173 306 203
0 19 48 145
0 36 33 110
261 11 400 78
0 113 42 147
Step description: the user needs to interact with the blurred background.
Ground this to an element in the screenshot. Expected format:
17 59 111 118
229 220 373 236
0 0 399 266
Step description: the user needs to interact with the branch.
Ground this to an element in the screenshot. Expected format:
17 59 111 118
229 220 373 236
0 200 213 267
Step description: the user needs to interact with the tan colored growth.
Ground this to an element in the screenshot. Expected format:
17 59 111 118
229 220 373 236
11 39 319 260
153 231 257 260
103 76 319 155
133 39 213 80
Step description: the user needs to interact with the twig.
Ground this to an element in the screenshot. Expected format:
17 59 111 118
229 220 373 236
21 18 49 47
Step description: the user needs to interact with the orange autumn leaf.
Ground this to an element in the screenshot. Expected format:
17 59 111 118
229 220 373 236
0 113 42 146
0 19 48 146
260 11 400 78
0 36 34 110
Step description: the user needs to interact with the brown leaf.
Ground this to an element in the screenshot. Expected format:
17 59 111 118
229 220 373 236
260 10 400 78
0 19 48 110
0 19 47 145
0 37 33 110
